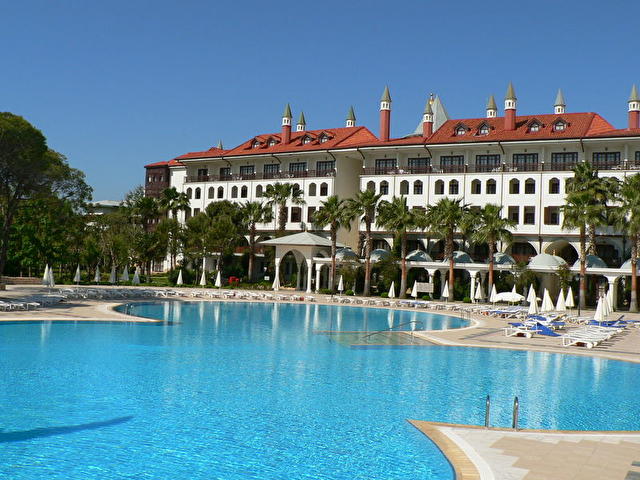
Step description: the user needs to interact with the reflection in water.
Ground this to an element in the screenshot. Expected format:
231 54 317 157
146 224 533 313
40 321 51 344
336 307 343 330
0 416 133 443
387 309 394 330
304 304 311 333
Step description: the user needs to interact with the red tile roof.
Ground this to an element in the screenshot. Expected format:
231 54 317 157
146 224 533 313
358 113 616 147
144 160 170 168
159 112 640 168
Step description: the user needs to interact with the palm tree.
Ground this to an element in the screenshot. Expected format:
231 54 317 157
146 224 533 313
425 198 469 301
470 204 515 292
567 162 618 254
562 191 594 310
263 182 305 236
346 189 382 296
241 201 273 281
313 195 351 291
615 174 640 312
376 196 421 298
159 187 190 220
131 196 160 232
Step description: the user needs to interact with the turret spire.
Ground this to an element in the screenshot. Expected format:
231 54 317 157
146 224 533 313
217 140 223 150
628 85 640 129
422 98 434 138
504 83 517 130
554 89 566 114
296 111 306 132
281 103 292 143
379 86 391 141
346 106 356 127
486 95 497 118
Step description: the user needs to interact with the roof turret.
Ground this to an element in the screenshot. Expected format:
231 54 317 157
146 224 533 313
346 105 356 122
505 82 516 100
486 95 497 110
629 84 639 102
380 86 391 102
283 103 292 118
555 88 566 106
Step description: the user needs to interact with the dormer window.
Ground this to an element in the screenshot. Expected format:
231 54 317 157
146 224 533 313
268 139 277 147
529 122 540 133
554 121 566 132
455 126 466 136
478 124 490 136
302 136 312 145
319 135 329 143
252 140 260 148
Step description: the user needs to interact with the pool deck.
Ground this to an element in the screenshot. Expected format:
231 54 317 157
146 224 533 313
2 285 639 480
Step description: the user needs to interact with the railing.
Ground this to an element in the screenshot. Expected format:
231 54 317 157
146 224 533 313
185 169 336 183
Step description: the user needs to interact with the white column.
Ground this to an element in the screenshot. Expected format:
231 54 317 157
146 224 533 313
306 259 313 293
296 261 303 290
469 272 476 303
315 264 322 293
274 258 281 291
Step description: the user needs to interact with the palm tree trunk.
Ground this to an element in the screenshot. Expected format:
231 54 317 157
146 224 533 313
363 221 372 296
488 241 495 292
400 231 407 298
329 226 337 291
278 203 287 236
579 226 586 310
630 234 638 312
588 224 597 255
447 233 454 301
248 225 256 282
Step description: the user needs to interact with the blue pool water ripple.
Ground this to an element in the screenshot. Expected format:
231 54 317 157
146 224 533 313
0 301 639 479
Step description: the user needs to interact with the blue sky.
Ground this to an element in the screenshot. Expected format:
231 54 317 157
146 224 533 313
2 1 639 200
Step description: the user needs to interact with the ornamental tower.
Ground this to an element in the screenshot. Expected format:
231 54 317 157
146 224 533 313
296 111 306 132
554 89 566 115
379 86 391 141
422 100 433 138
504 82 517 131
486 95 497 118
629 85 640 130
282 103 292 144
346 106 356 127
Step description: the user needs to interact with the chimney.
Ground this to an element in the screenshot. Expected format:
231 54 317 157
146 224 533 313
282 103 292 144
486 95 497 118
346 106 356 127
554 89 566 115
379 86 391 141
628 85 640 130
504 82 517 131
422 100 433 138
296 111 306 132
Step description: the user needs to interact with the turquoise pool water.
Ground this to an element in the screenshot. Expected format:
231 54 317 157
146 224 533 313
1 301 639 479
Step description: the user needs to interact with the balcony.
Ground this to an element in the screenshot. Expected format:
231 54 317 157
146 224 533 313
185 169 336 183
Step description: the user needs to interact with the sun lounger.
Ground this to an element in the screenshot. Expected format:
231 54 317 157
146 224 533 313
504 323 541 338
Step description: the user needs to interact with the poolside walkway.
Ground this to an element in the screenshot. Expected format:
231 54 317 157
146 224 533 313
410 420 640 480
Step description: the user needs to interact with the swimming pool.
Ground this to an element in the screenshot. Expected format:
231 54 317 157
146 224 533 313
1 301 638 479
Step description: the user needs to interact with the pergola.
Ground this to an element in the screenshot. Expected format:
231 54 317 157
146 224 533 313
260 232 344 293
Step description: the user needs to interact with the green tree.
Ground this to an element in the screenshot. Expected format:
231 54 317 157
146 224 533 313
313 195 351 291
376 196 422 298
263 182 305 236
425 198 469 301
614 174 640 311
158 187 190 219
240 201 273 281
0 113 91 277
562 191 593 309
346 189 382 296
470 204 515 292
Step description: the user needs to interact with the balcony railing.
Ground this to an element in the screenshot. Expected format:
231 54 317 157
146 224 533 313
185 169 336 183
362 160 640 176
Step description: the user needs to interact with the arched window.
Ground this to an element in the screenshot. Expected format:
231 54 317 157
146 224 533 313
185 207 192 219
320 182 328 196
308 183 316 196
186 188 193 199
471 179 481 194
195 188 201 199
524 178 535 194
435 180 444 195
231 186 238 198
217 186 224 199
241 186 248 198
400 180 409 195
256 185 263 197
486 179 497 194
366 181 375 192
449 179 459 195
252 140 260 148
549 178 560 194
509 179 520 194
413 180 423 195
380 181 389 195
208 187 215 199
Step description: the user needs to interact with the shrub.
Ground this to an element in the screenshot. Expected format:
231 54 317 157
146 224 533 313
380 292 389 298
421 294 431 301
463 296 472 303
319 288 334 295
345 289 355 296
